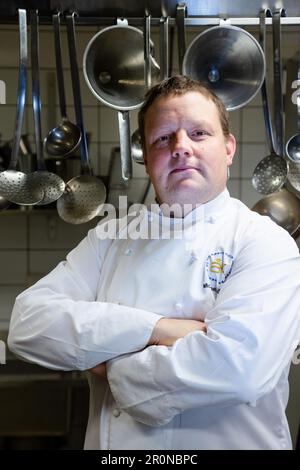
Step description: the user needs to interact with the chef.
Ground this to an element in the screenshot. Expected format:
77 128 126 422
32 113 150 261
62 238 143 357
8 75 300 450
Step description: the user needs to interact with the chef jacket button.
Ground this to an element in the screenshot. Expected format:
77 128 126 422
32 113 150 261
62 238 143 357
124 248 132 256
148 214 154 222
205 216 216 224
113 408 121 418
174 302 183 311
188 250 198 265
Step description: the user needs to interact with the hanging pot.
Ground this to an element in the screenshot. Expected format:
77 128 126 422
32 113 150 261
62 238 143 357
182 23 266 110
83 18 160 180
252 187 300 238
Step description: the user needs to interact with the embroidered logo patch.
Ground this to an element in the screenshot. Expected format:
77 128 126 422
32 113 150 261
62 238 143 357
204 251 234 293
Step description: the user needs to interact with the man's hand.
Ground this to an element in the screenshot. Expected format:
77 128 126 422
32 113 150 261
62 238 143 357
148 317 207 347
88 318 206 375
88 362 107 379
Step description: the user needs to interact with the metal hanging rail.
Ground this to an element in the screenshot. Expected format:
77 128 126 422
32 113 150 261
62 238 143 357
46 16 300 27
1 15 300 27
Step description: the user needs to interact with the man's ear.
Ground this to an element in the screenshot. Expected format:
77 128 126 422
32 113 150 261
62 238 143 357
225 133 236 166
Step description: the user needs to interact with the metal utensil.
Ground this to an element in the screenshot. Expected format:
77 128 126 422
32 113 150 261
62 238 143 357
131 14 163 166
252 187 300 237
182 22 265 111
286 160 300 193
286 60 300 162
131 15 169 166
176 3 186 74
131 128 144 164
44 13 81 158
252 9 288 195
0 9 44 205
29 10 65 205
57 13 106 225
83 18 160 180
160 15 170 81
0 194 10 210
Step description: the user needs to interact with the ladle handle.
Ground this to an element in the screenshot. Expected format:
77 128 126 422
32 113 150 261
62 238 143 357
66 13 90 174
118 111 132 181
160 16 169 80
31 10 45 171
176 3 187 74
297 60 300 131
259 9 276 155
10 9 27 170
273 8 286 157
144 15 151 89
53 13 67 119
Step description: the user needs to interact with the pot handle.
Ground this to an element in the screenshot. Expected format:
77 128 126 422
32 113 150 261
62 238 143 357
176 3 187 74
272 8 286 157
160 16 169 80
259 8 276 155
118 111 132 181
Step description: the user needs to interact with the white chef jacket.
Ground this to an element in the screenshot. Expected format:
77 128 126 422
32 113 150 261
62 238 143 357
8 189 300 450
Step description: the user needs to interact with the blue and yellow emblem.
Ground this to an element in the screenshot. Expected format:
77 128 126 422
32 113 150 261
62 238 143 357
204 251 234 293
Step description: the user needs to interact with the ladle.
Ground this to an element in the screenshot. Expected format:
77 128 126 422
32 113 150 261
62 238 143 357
57 13 106 225
0 194 10 210
131 128 143 164
0 9 44 205
286 60 300 162
252 9 288 195
252 187 300 238
44 13 81 158
29 10 65 205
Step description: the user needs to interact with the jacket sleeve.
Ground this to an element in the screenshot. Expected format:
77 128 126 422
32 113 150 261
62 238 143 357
107 222 300 426
8 221 162 371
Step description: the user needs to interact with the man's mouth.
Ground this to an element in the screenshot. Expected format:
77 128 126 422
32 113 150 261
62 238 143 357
170 167 200 174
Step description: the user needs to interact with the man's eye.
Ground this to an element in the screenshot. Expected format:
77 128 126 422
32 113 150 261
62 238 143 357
156 135 170 143
191 130 207 137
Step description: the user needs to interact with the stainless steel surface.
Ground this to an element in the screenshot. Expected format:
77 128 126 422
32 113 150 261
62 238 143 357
286 62 300 162
29 10 65 206
83 19 160 181
44 13 81 159
57 13 106 225
252 9 288 196
287 133 300 163
144 14 152 89
176 3 187 74
252 155 288 194
273 9 286 156
160 16 170 80
48 0 300 19
182 24 266 110
287 161 300 193
252 188 300 237
0 194 10 210
57 174 107 224
83 22 160 111
131 128 144 164
0 9 44 206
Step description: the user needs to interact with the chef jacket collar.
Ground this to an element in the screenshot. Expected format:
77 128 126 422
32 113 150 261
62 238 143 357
148 189 230 225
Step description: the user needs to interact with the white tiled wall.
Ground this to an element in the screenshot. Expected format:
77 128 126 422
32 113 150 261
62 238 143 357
0 22 299 329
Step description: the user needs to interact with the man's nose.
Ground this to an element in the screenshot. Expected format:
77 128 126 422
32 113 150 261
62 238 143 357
171 130 192 159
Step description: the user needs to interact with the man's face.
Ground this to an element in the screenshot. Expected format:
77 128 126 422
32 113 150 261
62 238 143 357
143 91 236 208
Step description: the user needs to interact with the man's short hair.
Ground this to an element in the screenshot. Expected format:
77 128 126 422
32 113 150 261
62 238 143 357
138 75 230 152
